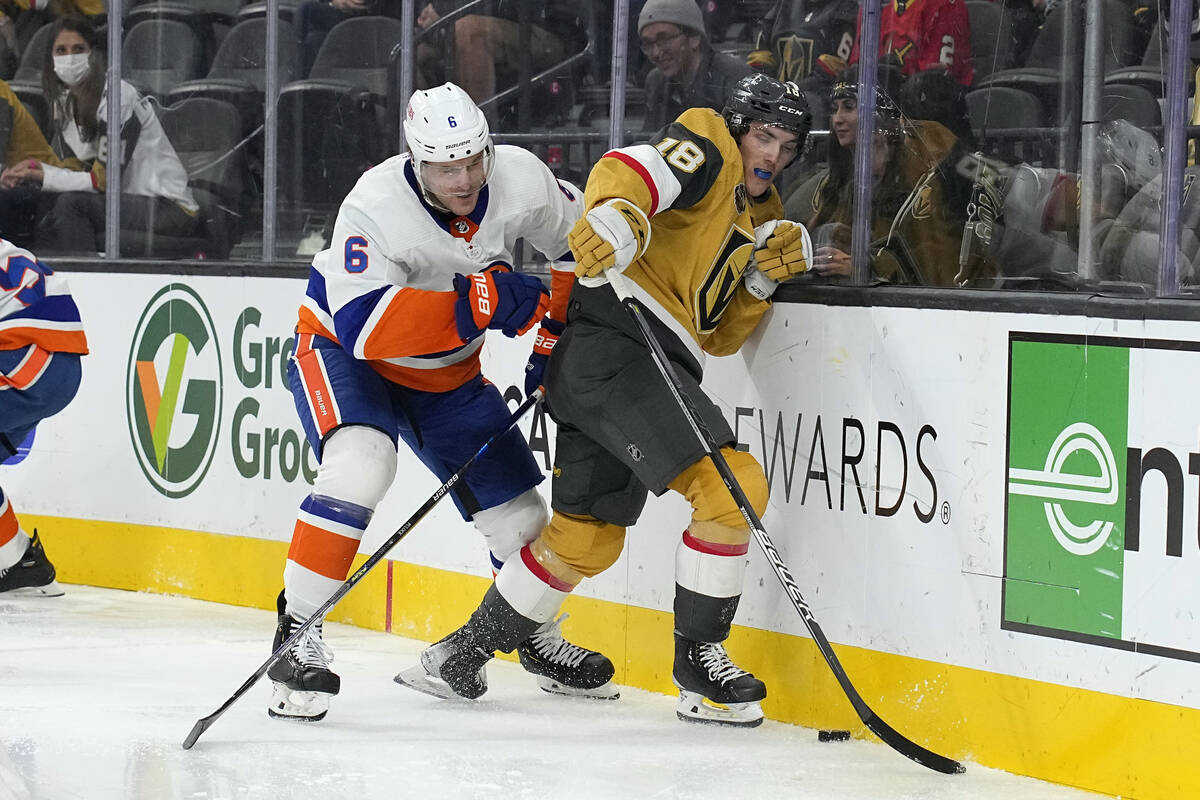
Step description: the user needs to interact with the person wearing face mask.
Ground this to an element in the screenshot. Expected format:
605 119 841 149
0 16 198 254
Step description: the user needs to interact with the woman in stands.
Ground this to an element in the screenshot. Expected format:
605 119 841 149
0 16 198 254
784 67 995 287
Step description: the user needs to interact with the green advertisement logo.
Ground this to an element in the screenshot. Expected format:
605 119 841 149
1005 336 1128 642
126 284 223 498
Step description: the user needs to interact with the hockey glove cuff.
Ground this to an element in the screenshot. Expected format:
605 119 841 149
569 198 650 279
454 269 550 342
523 316 565 398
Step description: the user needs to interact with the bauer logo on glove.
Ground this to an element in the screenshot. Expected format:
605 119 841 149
453 268 549 342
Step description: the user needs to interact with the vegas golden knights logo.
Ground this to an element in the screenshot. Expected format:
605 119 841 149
778 36 815 84
695 226 754 333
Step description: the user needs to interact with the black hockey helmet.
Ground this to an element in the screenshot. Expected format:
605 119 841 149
723 73 812 145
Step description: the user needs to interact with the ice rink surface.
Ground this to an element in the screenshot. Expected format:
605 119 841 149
1 586 1102 800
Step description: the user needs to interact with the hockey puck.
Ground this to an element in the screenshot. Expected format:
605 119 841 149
818 729 851 742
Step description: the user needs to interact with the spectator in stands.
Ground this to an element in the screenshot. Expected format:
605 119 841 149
638 0 751 132
0 79 65 245
296 0 402 78
787 70 994 286
0 17 198 254
415 2 581 110
747 0 858 91
851 0 975 87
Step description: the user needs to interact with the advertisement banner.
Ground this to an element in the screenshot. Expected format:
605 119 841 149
1005 333 1200 662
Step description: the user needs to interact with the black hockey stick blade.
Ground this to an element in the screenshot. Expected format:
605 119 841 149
604 269 964 775
181 391 542 750
863 712 965 774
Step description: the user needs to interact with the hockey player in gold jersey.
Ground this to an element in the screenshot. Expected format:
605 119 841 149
395 74 813 727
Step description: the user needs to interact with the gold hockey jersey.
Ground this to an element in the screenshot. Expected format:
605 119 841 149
582 107 784 357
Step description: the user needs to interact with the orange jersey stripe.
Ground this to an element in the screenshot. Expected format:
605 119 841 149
1 345 50 390
287 520 360 581
296 306 338 342
0 327 88 354
548 267 574 324
360 289 463 360
367 352 481 393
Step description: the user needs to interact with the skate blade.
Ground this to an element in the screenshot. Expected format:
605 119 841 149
267 683 330 721
534 675 620 700
675 690 763 728
0 580 65 598
393 664 472 701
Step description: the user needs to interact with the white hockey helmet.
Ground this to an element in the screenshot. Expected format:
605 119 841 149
404 82 495 207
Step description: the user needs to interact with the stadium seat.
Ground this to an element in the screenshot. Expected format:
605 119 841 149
9 22 51 89
1100 84 1161 128
966 85 1045 163
8 24 53 140
119 97 246 258
167 18 299 138
966 0 1023 81
1105 67 1166 98
236 0 300 25
966 86 1043 131
275 80 382 224
308 15 405 101
122 19 205 99
1023 0 1139 72
124 3 219 73
977 0 1142 123
272 13 402 214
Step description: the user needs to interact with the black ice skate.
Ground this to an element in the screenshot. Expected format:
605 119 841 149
394 627 493 700
517 614 619 700
395 584 540 701
267 592 340 721
672 633 765 728
0 531 64 597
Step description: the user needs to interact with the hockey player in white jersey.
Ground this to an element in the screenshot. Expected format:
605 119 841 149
268 83 617 722
0 238 88 596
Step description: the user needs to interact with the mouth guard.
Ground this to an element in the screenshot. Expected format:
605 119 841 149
753 168 773 180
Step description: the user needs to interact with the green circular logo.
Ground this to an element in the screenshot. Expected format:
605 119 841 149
126 284 223 498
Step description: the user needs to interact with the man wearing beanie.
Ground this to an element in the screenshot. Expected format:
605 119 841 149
639 0 751 132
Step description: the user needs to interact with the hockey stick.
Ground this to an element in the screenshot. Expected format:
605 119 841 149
181 390 543 750
604 269 964 775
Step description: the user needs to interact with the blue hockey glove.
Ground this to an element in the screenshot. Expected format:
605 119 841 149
453 268 550 342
